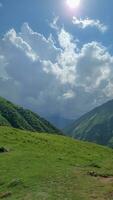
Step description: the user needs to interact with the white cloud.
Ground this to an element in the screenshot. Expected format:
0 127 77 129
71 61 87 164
0 23 113 120
76 42 113 91
50 16 59 31
63 91 75 99
72 17 108 33
5 28 38 61
20 23 61 62
58 28 76 50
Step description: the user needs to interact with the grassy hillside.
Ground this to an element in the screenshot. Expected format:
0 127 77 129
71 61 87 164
0 96 61 134
0 127 113 199
64 99 113 147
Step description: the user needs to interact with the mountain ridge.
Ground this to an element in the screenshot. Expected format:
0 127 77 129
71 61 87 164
0 96 61 134
64 99 113 147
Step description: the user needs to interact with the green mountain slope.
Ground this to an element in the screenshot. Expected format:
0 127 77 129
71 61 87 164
0 96 61 134
0 126 113 200
64 99 113 147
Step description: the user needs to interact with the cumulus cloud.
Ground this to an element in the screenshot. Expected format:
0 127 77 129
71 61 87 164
0 23 113 121
76 42 112 91
72 17 108 33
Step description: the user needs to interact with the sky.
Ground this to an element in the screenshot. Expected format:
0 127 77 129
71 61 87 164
0 0 113 126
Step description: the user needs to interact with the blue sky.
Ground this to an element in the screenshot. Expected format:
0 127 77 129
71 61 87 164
0 0 113 46
0 0 113 126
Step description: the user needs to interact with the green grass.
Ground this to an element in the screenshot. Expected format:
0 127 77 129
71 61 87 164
0 126 113 199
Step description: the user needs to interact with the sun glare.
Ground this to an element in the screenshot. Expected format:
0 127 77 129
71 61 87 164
66 0 80 9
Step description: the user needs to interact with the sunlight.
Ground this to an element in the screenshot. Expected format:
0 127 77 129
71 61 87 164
66 0 80 9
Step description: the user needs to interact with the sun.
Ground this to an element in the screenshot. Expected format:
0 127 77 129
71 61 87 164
66 0 80 9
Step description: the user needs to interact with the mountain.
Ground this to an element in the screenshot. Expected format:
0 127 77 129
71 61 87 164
0 96 61 134
0 126 113 199
64 99 113 148
46 114 74 129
